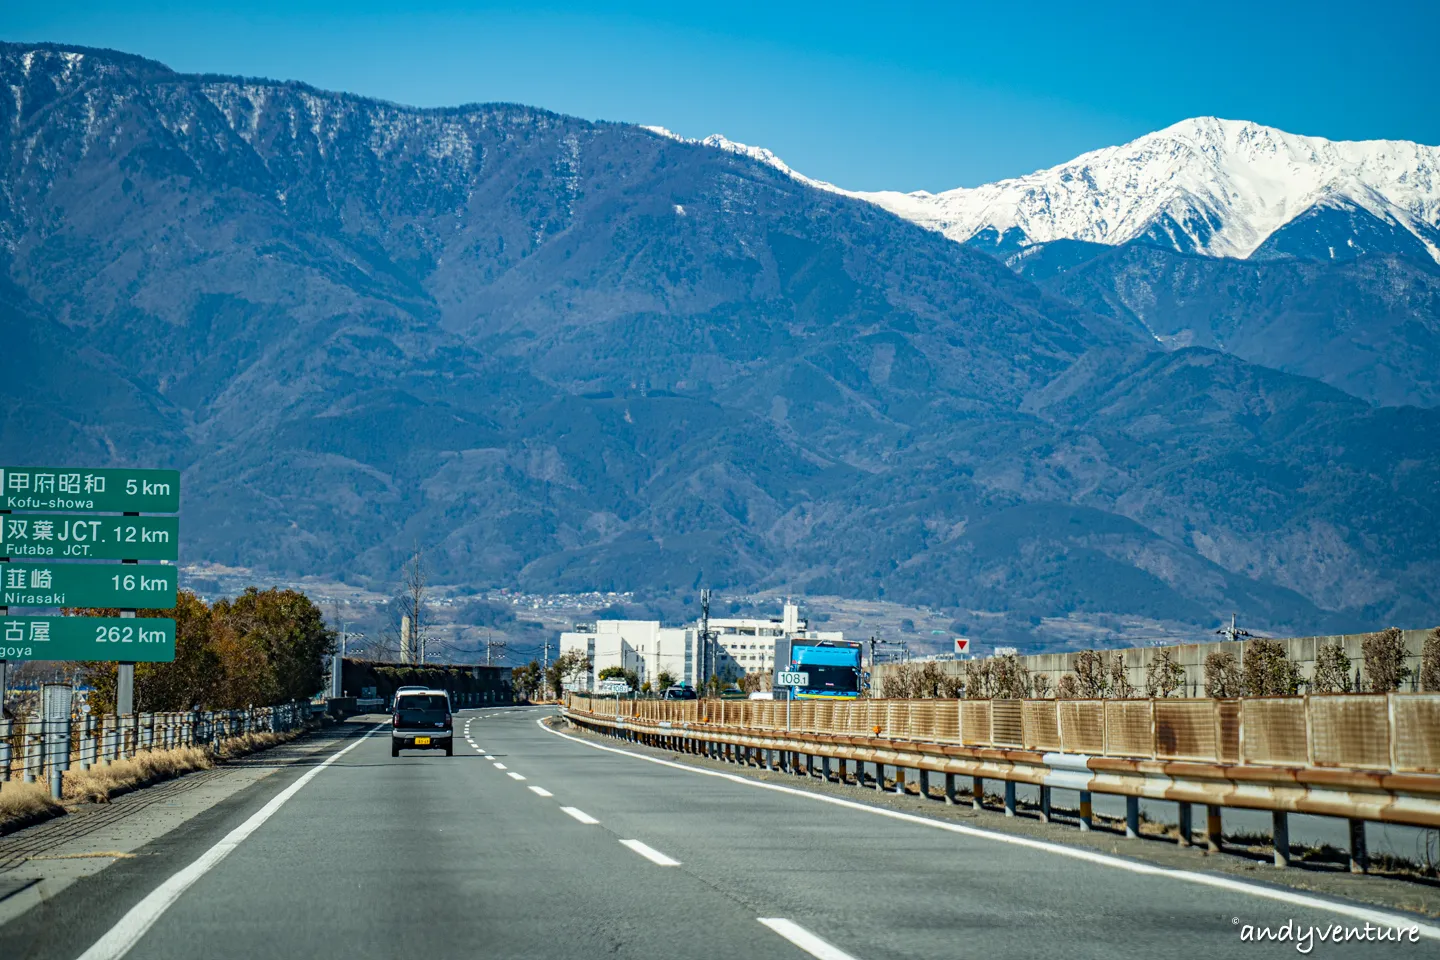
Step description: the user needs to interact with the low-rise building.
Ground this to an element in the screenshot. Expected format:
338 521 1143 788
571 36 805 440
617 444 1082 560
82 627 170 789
560 602 844 691
559 619 699 691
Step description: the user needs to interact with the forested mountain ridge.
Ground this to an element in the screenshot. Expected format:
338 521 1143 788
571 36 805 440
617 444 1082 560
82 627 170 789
3 43 1437 645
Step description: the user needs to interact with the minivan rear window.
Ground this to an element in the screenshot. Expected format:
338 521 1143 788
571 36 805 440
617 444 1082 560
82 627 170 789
396 694 449 712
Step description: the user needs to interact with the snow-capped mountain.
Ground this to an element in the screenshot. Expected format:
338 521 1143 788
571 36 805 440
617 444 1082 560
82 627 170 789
656 118 1440 264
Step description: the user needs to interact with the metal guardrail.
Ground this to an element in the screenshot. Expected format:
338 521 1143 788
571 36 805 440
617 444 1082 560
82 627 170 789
0 701 310 797
563 693 1440 872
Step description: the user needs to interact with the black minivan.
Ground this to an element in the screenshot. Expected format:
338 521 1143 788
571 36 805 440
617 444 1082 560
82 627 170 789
391 690 453 757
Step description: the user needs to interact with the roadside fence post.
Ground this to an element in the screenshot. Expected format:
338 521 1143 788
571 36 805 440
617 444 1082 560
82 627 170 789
972 776 984 811
1125 796 1140 838
1348 819 1369 874
0 718 11 782
22 715 39 783
1204 805 1223 852
1039 785 1052 822
1003 780 1017 817
1078 791 1093 831
943 772 956 805
80 714 95 771
1272 811 1290 868
1177 802 1193 847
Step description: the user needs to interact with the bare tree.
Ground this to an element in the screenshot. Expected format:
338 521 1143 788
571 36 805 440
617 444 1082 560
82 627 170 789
1204 650 1243 698
1107 653 1135 698
1144 648 1185 698
992 654 1031 699
1072 650 1108 698
964 658 994 699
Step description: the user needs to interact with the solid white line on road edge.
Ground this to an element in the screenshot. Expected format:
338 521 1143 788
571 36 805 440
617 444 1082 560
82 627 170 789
619 839 681 866
75 724 386 960
758 919 858 960
493 762 507 770
528 786 553 797
560 806 599 825
537 718 1440 941
507 771 527 781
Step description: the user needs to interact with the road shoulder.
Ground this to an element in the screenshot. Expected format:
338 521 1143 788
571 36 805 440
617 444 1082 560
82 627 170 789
0 718 377 936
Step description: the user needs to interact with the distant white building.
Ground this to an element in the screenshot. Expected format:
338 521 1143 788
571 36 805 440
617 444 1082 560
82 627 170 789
559 620 699 691
560 602 843 691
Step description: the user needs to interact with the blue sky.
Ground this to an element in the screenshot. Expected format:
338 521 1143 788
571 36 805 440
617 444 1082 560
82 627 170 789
6 1 1436 191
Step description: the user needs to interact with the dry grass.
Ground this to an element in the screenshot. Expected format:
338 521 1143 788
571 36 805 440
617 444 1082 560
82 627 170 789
62 746 214 803
0 722 312 824
214 731 285 760
0 780 65 831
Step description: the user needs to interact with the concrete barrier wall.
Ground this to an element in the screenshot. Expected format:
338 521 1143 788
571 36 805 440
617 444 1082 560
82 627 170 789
873 627 1437 696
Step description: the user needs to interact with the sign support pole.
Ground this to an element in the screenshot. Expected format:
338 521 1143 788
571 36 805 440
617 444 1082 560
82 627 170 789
1 508 8 716
117 511 138 719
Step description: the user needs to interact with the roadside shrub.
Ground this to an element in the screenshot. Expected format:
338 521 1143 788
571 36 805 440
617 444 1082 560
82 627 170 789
1144 648 1186 698
1420 628 1440 693
1031 674 1052 699
938 672 965 699
1204 650 1243 698
1243 639 1303 696
1056 674 1080 699
1311 641 1353 694
1072 650 1108 698
1362 627 1411 693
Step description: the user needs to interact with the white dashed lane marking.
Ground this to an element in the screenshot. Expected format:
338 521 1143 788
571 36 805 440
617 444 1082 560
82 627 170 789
528 786 553 797
757 919 858 960
560 807 599 825
507 771 526 781
618 839 681 866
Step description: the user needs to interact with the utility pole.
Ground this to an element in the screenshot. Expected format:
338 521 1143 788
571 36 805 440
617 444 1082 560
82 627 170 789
485 633 508 667
700 588 713 692
0 512 8 716
117 510 139 720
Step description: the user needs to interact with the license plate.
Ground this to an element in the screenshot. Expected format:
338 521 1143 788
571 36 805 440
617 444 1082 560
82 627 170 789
414 737 431 745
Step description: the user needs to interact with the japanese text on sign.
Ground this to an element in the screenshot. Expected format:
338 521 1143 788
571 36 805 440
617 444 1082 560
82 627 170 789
0 467 180 513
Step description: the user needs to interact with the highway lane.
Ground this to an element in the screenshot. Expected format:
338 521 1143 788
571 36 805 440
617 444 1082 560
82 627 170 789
472 708 1428 959
6 707 1430 960
69 710 798 960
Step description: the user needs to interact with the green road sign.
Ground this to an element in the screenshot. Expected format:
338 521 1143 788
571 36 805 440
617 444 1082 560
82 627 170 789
2 562 177 609
0 514 178 560
0 467 180 513
0 616 175 662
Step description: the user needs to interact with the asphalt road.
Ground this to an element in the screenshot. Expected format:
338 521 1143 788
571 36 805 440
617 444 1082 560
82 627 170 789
3 707 1432 959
